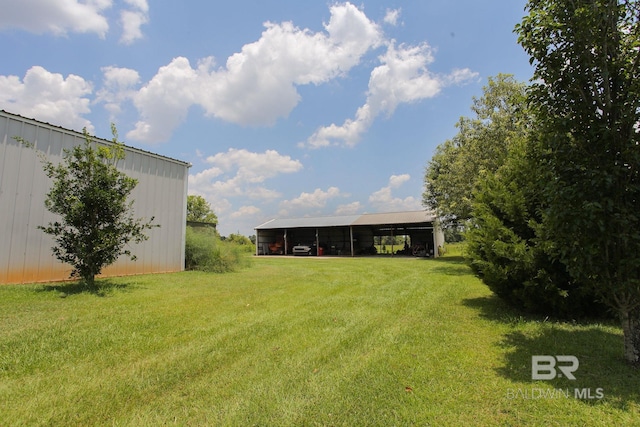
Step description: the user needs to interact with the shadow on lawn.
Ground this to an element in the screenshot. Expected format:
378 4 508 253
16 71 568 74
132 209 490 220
428 255 471 276
464 295 640 407
36 279 133 297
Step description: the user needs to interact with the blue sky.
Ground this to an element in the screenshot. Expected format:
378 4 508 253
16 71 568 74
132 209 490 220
0 1 533 236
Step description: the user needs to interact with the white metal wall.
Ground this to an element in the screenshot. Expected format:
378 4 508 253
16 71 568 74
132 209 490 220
0 111 190 284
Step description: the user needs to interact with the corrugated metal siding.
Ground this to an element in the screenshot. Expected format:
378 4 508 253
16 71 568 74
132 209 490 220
0 111 190 284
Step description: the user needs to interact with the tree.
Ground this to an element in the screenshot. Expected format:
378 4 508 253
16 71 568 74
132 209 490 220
423 74 529 224
32 125 157 287
427 73 603 317
187 195 218 226
517 0 640 362
466 132 604 317
226 233 253 245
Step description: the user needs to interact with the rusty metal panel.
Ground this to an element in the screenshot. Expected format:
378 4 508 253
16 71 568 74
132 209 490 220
0 114 16 284
0 110 190 284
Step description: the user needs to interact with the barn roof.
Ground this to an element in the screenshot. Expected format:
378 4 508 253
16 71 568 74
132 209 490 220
255 211 436 230
255 214 361 230
351 211 435 226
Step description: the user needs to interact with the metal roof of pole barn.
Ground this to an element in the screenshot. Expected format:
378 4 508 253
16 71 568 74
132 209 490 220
255 211 437 230
0 110 191 284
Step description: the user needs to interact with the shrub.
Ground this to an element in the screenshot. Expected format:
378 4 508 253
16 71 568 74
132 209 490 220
224 233 256 254
185 227 251 273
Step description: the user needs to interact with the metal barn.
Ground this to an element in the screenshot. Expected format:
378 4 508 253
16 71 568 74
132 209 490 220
0 110 190 284
255 211 444 257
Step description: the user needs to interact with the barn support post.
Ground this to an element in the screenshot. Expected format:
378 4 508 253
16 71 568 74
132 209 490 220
433 221 445 258
316 228 319 256
350 226 354 257
391 226 395 257
432 227 437 257
284 229 288 255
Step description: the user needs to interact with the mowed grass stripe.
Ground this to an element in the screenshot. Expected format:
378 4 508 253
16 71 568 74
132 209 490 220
0 255 639 426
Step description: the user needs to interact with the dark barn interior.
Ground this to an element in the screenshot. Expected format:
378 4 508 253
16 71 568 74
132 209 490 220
255 211 444 258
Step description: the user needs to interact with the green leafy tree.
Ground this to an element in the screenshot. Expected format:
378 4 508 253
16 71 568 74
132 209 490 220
33 125 157 287
187 195 218 225
517 0 640 362
423 74 529 224
226 233 256 253
226 233 252 245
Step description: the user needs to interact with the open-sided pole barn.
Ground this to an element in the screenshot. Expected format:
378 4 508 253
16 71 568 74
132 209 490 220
255 211 444 257
0 110 190 284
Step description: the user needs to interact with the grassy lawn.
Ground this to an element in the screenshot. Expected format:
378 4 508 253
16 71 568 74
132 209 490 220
1 254 639 426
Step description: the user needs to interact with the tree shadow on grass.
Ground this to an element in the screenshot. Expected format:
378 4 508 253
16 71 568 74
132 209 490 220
36 279 133 297
463 295 640 408
427 255 473 276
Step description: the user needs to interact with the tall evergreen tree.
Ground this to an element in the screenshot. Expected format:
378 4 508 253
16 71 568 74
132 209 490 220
466 133 603 317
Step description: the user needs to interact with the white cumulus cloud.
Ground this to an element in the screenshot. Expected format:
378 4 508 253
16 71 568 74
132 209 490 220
369 174 421 211
121 2 381 143
335 201 362 215
205 148 303 183
280 187 343 216
127 57 199 142
230 205 261 219
0 66 94 132
304 42 478 149
96 66 141 117
189 148 303 211
384 8 401 26
0 0 149 42
188 148 303 235
189 166 224 189
123 0 148 12
389 173 411 188
0 0 111 37
120 0 149 44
